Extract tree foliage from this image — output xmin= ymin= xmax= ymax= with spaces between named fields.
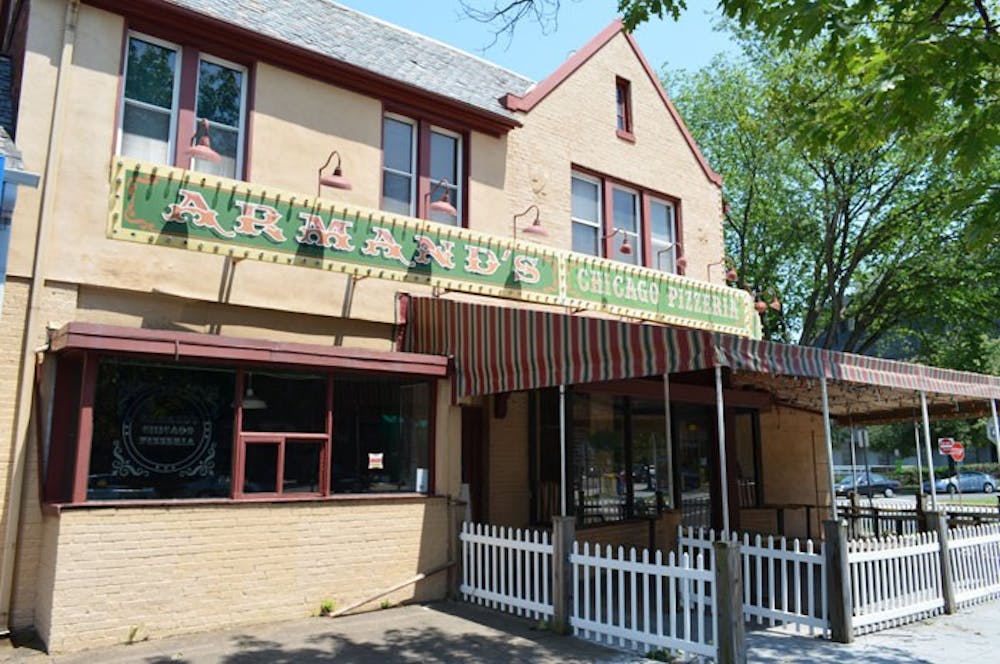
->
xmin=464 ymin=0 xmax=1000 ymax=247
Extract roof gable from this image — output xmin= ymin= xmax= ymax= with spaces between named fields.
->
xmin=503 ymin=20 xmax=722 ymax=188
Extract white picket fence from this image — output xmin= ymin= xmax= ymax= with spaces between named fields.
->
xmin=949 ymin=523 xmax=1000 ymax=607
xmin=570 ymin=542 xmax=715 ymax=659
xmin=459 ymin=522 xmax=554 ymax=620
xmin=677 ymin=527 xmax=828 ymax=635
xmin=847 ymin=533 xmax=944 ymax=634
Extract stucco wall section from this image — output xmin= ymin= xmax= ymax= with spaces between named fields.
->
xmin=504 ymin=33 xmax=725 ymax=285
xmin=41 ymin=499 xmax=449 ymax=653
xmin=759 ymin=406 xmax=831 ymax=510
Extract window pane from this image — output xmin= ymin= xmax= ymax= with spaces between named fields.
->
xmin=382 ymin=171 xmax=413 ymax=215
xmin=383 ymin=118 xmax=413 ymax=173
xmin=650 ymin=201 xmax=674 ymax=241
xmin=192 ymin=124 xmax=238 ymax=179
xmin=572 ymin=222 xmax=599 ymax=256
xmin=332 ymin=376 xmax=430 ymax=494
xmin=571 ymin=392 xmax=627 ymax=525
xmin=674 ymin=404 xmax=714 ymax=529
xmin=571 ymin=177 xmax=600 ymax=222
xmin=283 ymin=441 xmax=322 ymax=494
xmin=241 ymin=371 xmax=327 ymax=433
xmin=124 ymin=37 xmax=177 ymax=109
xmin=430 ymin=131 xmax=458 ymax=183
xmin=616 ymin=84 xmax=626 ymax=131
xmin=121 ymin=103 xmax=171 ymax=163
xmin=244 ymin=444 xmax=278 ymax=493
xmin=197 ymin=60 xmax=243 ymax=128
xmin=612 ymin=189 xmax=638 ymax=233
xmin=88 ymin=359 xmax=234 ymax=500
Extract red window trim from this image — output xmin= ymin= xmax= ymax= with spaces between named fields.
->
xmin=381 ymin=104 xmax=471 ymax=228
xmin=116 ymin=23 xmax=257 ymax=181
xmin=571 ymin=164 xmax=684 ymax=273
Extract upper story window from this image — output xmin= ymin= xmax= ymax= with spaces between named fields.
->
xmin=615 ymin=77 xmax=633 ymax=140
xmin=118 ymin=32 xmax=248 ymax=180
xmin=381 ymin=113 xmax=464 ymax=226
xmin=571 ymin=169 xmax=682 ymax=273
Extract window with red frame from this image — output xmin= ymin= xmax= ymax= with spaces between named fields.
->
xmin=381 ymin=113 xmax=464 ymax=225
xmin=615 ymin=77 xmax=633 ymax=139
xmin=118 ymin=32 xmax=248 ymax=179
xmin=46 ymin=356 xmax=432 ymax=502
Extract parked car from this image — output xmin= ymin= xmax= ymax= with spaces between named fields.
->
xmin=922 ymin=471 xmax=998 ymax=495
xmin=834 ymin=472 xmax=902 ymax=498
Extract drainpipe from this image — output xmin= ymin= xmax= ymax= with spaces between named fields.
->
xmin=0 ymin=0 xmax=79 ymax=635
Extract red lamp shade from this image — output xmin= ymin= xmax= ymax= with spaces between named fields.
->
xmin=318 ymin=150 xmax=352 ymax=193
xmin=769 ymin=297 xmax=782 ymax=311
xmin=618 ymin=234 xmax=632 ymax=255
xmin=725 ymin=267 xmax=738 ymax=282
xmin=521 ymin=218 xmax=548 ymax=237
xmin=754 ymin=300 xmax=768 ymax=314
xmin=185 ymin=119 xmax=222 ymax=163
xmin=675 ymin=255 xmax=688 ymax=271
xmin=428 ymin=181 xmax=458 ymax=217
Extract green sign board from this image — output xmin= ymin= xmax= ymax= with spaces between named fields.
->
xmin=109 ymin=159 xmax=758 ymax=338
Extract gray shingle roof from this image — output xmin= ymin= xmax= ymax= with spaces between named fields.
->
xmin=163 ymin=0 xmax=535 ymax=120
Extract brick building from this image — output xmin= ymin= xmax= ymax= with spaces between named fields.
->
xmin=0 ymin=0 xmax=997 ymax=653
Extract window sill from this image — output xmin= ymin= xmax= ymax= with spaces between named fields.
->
xmin=44 ymin=492 xmax=442 ymax=513
xmin=616 ymin=129 xmax=635 ymax=143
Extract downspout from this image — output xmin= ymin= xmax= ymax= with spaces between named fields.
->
xmin=0 ymin=0 xmax=79 ymax=635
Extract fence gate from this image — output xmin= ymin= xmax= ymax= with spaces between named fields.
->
xmin=459 ymin=522 xmax=554 ymax=620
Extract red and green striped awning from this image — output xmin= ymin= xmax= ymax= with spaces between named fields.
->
xmin=402 ymin=296 xmax=714 ymax=399
xmin=401 ymin=296 xmax=1000 ymax=402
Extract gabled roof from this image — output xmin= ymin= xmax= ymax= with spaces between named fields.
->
xmin=503 ymin=20 xmax=723 ymax=188
xmin=158 ymin=0 xmax=535 ymax=122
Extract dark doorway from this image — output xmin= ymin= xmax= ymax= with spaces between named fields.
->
xmin=461 ymin=406 xmax=487 ymax=523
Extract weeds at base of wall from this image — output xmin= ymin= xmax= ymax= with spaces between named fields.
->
xmin=125 ymin=624 xmax=149 ymax=646
xmin=319 ymin=599 xmax=336 ymax=617
xmin=380 ymin=600 xmax=393 ymax=610
xmin=644 ymin=648 xmax=679 ymax=662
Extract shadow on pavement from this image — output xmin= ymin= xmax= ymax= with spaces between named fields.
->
xmin=747 ymin=630 xmax=935 ymax=664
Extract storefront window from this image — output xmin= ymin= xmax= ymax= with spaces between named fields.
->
xmin=240 ymin=371 xmax=326 ymax=433
xmin=331 ymin=375 xmax=431 ymax=493
xmin=89 ymin=359 xmax=235 ymax=500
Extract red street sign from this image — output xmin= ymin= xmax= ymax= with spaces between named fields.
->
xmin=950 ymin=442 xmax=965 ymax=463
xmin=938 ymin=437 xmax=955 ymax=454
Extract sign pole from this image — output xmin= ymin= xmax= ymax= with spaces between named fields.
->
xmin=820 ymin=375 xmax=839 ymax=520
xmin=920 ymin=391 xmax=938 ymax=511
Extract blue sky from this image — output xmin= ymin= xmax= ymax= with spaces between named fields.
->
xmin=339 ymin=1 xmax=735 ymax=82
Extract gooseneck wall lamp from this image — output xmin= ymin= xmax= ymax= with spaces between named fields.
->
xmin=317 ymin=150 xmax=353 ymax=196
xmin=707 ymin=256 xmax=738 ymax=283
xmin=655 ymin=241 xmax=687 ymax=272
xmin=185 ymin=118 xmax=222 ymax=163
xmin=426 ymin=179 xmax=458 ymax=218
xmin=512 ymin=205 xmax=548 ymax=240
xmin=603 ymin=227 xmax=632 ymax=255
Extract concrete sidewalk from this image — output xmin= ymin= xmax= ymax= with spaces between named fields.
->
xmin=0 ymin=599 xmax=997 ymax=662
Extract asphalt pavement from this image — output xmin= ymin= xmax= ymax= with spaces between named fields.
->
xmin=0 ymin=598 xmax=997 ymax=663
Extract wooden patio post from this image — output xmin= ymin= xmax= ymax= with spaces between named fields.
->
xmin=823 ymin=519 xmax=853 ymax=643
xmin=713 ymin=539 xmax=746 ymax=664
xmin=926 ymin=511 xmax=956 ymax=614
xmin=551 ymin=515 xmax=575 ymax=634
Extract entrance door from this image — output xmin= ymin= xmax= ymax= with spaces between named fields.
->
xmin=461 ymin=406 xmax=487 ymax=523
xmin=672 ymin=403 xmax=719 ymax=529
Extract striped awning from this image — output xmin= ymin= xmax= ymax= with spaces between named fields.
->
xmin=401 ymin=296 xmax=713 ymax=399
xmin=402 ymin=296 xmax=1000 ymax=404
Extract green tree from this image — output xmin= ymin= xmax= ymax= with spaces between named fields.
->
xmin=465 ymin=0 xmax=1000 ymax=247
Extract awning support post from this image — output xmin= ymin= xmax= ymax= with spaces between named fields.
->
xmin=559 ymin=384 xmax=567 ymax=517
xmin=820 ymin=375 xmax=839 ymax=520
xmin=662 ymin=373 xmax=674 ymax=509
xmin=715 ymin=365 xmax=730 ymax=535
xmin=920 ymin=391 xmax=938 ymax=511
xmin=991 ymin=399 xmax=1000 ymax=467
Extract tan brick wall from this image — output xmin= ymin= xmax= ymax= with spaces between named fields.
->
xmin=759 ymin=406 xmax=831 ymax=510
xmin=504 ymin=33 xmax=725 ymax=285
xmin=40 ymin=499 xmax=450 ymax=653
xmin=486 ymin=392 xmax=529 ymax=527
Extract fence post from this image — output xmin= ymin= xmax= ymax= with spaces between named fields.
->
xmin=926 ymin=511 xmax=956 ymax=614
xmin=551 ymin=515 xmax=575 ymax=634
xmin=713 ymin=539 xmax=746 ymax=664
xmin=823 ymin=519 xmax=853 ymax=643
